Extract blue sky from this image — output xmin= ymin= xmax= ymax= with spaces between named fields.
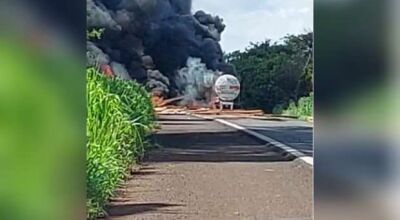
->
xmin=192 ymin=0 xmax=313 ymax=52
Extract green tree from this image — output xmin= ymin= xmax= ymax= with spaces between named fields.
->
xmin=226 ymin=32 xmax=313 ymax=112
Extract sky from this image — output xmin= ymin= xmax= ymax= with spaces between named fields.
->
xmin=192 ymin=0 xmax=313 ymax=53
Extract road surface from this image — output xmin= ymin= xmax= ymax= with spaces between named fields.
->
xmin=224 ymin=117 xmax=313 ymax=156
xmin=107 ymin=115 xmax=312 ymax=220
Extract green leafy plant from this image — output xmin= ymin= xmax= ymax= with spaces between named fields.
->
xmin=86 ymin=68 xmax=154 ymax=219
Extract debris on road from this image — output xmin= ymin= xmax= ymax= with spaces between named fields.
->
xmin=152 ymin=96 xmax=185 ymax=108
xmin=154 ymin=104 xmax=265 ymax=118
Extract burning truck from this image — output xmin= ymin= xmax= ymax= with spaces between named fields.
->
xmin=87 ymin=0 xmax=237 ymax=108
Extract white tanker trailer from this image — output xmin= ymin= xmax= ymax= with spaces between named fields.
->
xmin=214 ymin=74 xmax=241 ymax=110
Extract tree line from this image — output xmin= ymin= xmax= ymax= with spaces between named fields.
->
xmin=226 ymin=32 xmax=313 ymax=113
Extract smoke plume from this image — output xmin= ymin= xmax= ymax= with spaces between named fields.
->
xmin=87 ymin=0 xmax=235 ymax=100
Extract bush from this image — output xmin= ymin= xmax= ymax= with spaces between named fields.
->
xmin=283 ymin=93 xmax=313 ymax=118
xmin=297 ymin=93 xmax=313 ymax=117
xmin=272 ymin=104 xmax=285 ymax=114
xmin=86 ymin=68 xmax=154 ymax=219
xmin=283 ymin=101 xmax=298 ymax=116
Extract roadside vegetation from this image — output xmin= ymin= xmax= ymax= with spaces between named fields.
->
xmin=226 ymin=32 xmax=313 ymax=116
xmin=86 ymin=68 xmax=154 ymax=219
xmin=282 ymin=93 xmax=313 ymax=119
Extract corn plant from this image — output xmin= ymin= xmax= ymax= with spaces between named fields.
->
xmin=86 ymin=68 xmax=154 ymax=219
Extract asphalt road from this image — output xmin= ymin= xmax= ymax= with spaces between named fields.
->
xmin=224 ymin=118 xmax=313 ymax=156
xmin=107 ymin=115 xmax=312 ymax=220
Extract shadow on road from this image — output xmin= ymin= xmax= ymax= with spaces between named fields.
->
xmin=105 ymin=202 xmax=182 ymax=217
xmin=150 ymin=129 xmax=291 ymax=163
xmin=157 ymin=117 xmax=213 ymax=122
xmin=149 ymin=116 xmax=295 ymax=163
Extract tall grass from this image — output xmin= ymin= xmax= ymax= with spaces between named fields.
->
xmin=86 ymin=68 xmax=154 ymax=219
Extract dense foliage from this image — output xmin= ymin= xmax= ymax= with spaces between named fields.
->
xmin=226 ymin=32 xmax=313 ymax=113
xmin=283 ymin=92 xmax=313 ymax=118
xmin=86 ymin=68 xmax=154 ymax=219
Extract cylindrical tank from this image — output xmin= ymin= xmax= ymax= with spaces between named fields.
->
xmin=214 ymin=74 xmax=241 ymax=101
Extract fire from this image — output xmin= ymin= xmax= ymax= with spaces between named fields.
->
xmin=100 ymin=64 xmax=114 ymax=77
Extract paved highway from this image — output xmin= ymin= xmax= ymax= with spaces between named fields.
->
xmin=108 ymin=115 xmax=312 ymax=220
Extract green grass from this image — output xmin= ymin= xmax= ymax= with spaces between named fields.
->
xmin=86 ymin=68 xmax=154 ymax=219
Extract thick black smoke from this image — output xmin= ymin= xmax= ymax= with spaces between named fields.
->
xmin=87 ymin=0 xmax=235 ymax=97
